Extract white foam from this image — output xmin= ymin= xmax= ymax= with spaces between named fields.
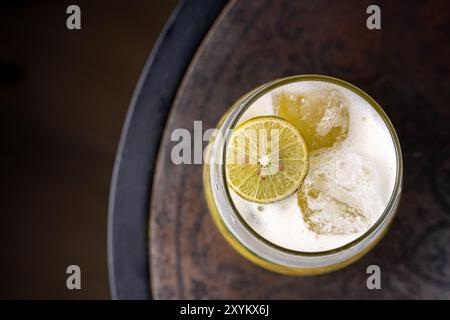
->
xmin=230 ymin=80 xmax=397 ymax=252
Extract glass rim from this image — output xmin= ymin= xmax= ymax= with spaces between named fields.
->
xmin=220 ymin=74 xmax=403 ymax=257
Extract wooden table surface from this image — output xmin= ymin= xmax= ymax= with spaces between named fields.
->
xmin=150 ymin=0 xmax=450 ymax=299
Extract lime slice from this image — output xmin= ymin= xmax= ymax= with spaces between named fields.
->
xmin=225 ymin=116 xmax=309 ymax=204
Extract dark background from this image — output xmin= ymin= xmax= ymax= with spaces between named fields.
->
xmin=0 ymin=0 xmax=178 ymax=299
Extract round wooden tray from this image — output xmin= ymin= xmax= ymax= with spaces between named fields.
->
xmin=149 ymin=0 xmax=450 ymax=299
